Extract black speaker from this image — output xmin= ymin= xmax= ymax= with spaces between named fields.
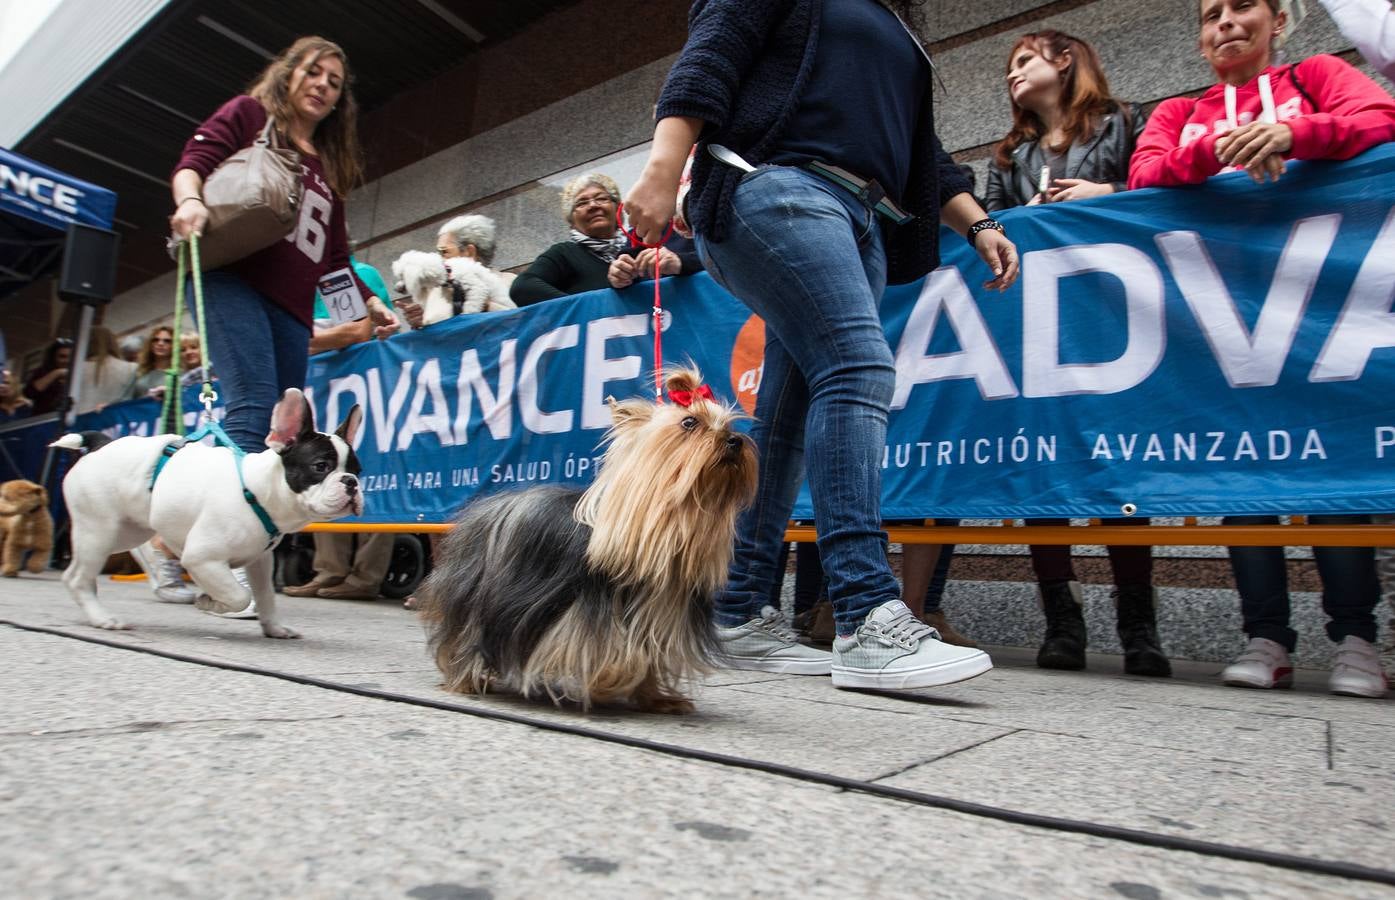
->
xmin=58 ymin=223 xmax=120 ymax=304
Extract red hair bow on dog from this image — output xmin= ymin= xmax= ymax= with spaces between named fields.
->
xmin=667 ymin=384 xmax=714 ymax=407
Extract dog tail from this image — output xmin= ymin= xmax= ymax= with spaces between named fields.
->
xmin=49 ymin=431 xmax=113 ymax=455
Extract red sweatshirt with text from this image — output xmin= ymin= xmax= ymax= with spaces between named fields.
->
xmin=173 ymin=95 xmax=372 ymax=328
xmin=1129 ymin=54 xmax=1395 ymax=189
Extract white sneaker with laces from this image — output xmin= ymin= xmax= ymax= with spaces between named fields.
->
xmin=1329 ymin=635 xmax=1388 ymax=698
xmin=831 ymin=600 xmax=992 ymax=690
xmin=714 ymin=605 xmax=832 ymax=674
xmin=1221 ymin=637 xmax=1293 ymax=689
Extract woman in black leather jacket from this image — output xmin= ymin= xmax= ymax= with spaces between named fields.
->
xmin=985 ymin=29 xmax=1145 ymax=211
xmin=986 ymin=29 xmax=1168 ymax=678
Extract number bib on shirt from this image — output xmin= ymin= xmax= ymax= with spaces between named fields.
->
xmin=317 ymin=267 xmax=366 ymax=324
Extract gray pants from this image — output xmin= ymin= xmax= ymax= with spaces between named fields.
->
xmin=312 ymin=532 xmax=394 ymax=592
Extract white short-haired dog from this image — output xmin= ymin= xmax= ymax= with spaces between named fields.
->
xmin=391 ymin=250 xmax=514 ymax=326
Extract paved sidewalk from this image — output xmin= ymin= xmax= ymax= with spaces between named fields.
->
xmin=2 ymin=571 xmax=1392 ymax=898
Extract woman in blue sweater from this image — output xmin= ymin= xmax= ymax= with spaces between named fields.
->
xmin=627 ymin=0 xmax=1019 ymax=691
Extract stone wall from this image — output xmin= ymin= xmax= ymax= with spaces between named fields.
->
xmin=107 ymin=0 xmax=1382 ymax=327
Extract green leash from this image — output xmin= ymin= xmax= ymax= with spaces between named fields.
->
xmin=154 ymin=234 xmax=279 ymax=547
xmin=161 ymin=233 xmax=218 ymax=433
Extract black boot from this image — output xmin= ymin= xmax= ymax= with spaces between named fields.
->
xmin=1115 ymin=585 xmax=1171 ymax=677
xmin=1037 ymin=581 xmax=1087 ymax=670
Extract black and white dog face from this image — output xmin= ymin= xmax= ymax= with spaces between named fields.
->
xmin=265 ymin=389 xmax=364 ymax=519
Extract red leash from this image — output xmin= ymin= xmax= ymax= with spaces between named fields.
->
xmin=616 ymin=203 xmax=675 ymax=401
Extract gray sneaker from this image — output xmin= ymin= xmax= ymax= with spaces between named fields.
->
xmin=715 ymin=605 xmax=832 ymax=674
xmin=832 ymin=600 xmax=992 ymax=690
xmin=129 ymin=541 xmax=197 ymax=603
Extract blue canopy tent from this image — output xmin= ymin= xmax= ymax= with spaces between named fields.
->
xmin=0 ymin=147 xmax=118 ymax=486
xmin=0 ymin=147 xmax=117 ymax=299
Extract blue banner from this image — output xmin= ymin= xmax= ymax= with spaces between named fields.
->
xmin=0 ymin=147 xmax=117 ymax=231
xmin=72 ymin=146 xmax=1395 ymax=522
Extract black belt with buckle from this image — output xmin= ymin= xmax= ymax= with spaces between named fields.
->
xmin=802 ymin=161 xmax=915 ymax=225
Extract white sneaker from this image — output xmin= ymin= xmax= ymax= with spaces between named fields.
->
xmin=714 ymin=605 xmax=832 ymax=674
xmin=129 ymin=541 xmax=197 ymax=603
xmin=1221 ymin=637 xmax=1293 ymax=689
xmin=1330 ymin=636 xmax=1388 ymax=698
xmin=831 ymin=600 xmax=992 ymax=690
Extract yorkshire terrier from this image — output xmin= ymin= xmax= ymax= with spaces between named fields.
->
xmin=420 ymin=367 xmax=757 ymax=713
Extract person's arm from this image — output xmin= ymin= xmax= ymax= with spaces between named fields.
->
xmin=1285 ymin=54 xmax=1395 ymax=160
xmin=170 ymin=170 xmax=208 ymax=239
xmin=1116 ymin=103 xmax=1149 ymax=194
xmin=983 ymin=162 xmax=1014 ymax=213
xmin=169 ymin=95 xmax=263 ymax=239
xmin=626 ymin=117 xmax=705 ymax=245
xmin=27 ymin=368 xmax=66 ymax=395
xmin=1127 ymin=97 xmax=1221 ymax=189
xmin=941 ymin=192 xmax=1019 ymax=292
xmin=309 ymin=317 xmax=373 ymax=354
xmin=509 ymin=245 xmax=573 ymax=305
xmin=1319 ymin=0 xmax=1395 ymax=81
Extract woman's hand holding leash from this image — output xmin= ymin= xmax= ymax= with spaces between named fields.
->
xmin=170 ymin=198 xmax=208 ymax=240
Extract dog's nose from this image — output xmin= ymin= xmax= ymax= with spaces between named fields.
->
xmin=341 ymin=474 xmax=358 ymax=496
xmin=725 ymin=435 xmax=744 ymax=456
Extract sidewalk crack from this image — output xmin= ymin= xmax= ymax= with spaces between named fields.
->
xmin=868 ymin=729 xmax=1021 ymax=783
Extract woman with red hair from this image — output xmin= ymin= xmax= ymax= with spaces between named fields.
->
xmin=986 ymin=30 xmax=1168 ymax=678
xmin=986 ymin=29 xmax=1144 ymax=210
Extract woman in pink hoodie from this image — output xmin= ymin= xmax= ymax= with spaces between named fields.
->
xmin=1133 ymin=0 xmax=1395 ymax=699
xmin=1129 ymin=0 xmax=1395 ymax=189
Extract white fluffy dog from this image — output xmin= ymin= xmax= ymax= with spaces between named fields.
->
xmin=391 ymin=250 xmax=514 ymax=326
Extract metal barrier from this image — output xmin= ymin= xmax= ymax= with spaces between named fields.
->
xmin=303 ymin=519 xmax=1395 ymax=548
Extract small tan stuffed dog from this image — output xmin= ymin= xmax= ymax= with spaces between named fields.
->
xmin=0 ymin=479 xmax=53 ymax=577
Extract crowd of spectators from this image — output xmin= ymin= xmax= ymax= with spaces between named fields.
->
xmin=9 ymin=0 xmax=1395 ymax=690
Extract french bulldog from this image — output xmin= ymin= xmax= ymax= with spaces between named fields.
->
xmin=53 ymin=388 xmax=363 ymax=637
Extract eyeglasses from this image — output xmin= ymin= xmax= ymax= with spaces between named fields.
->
xmin=151 ymin=337 xmax=172 ymax=344
xmin=571 ymin=194 xmax=616 ymax=212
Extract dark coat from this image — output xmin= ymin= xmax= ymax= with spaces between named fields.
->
xmin=655 ymin=0 xmax=971 ymax=284
xmin=984 ymin=103 xmax=1146 ymax=212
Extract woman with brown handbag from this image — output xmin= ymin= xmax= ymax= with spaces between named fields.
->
xmin=168 ymin=36 xmax=387 ymax=453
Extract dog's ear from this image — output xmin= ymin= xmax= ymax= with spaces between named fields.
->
xmin=335 ymin=404 xmax=363 ymax=447
xmin=663 ymin=367 xmax=705 ymax=397
xmin=266 ymin=388 xmax=316 ymax=452
xmin=607 ymin=396 xmax=655 ymax=430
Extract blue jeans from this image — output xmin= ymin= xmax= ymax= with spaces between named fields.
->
xmin=698 ymin=166 xmax=900 ymax=636
xmin=190 ymin=271 xmax=310 ymax=453
xmin=1223 ymin=514 xmax=1379 ymax=650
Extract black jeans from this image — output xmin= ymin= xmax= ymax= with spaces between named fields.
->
xmin=1224 ymin=515 xmax=1379 ymax=651
xmin=1027 ymin=518 xmax=1152 ymax=588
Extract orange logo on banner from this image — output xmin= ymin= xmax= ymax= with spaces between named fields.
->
xmin=729 ymin=314 xmax=765 ymax=415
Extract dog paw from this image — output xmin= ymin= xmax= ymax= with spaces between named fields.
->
xmin=194 ymin=594 xmax=240 ymax=615
xmin=640 ymin=696 xmax=696 ymax=715
xmin=93 ymin=618 xmax=131 ymax=631
xmin=261 ymin=623 xmax=300 ymax=639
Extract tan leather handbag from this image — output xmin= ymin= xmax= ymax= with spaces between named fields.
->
xmin=189 ymin=118 xmax=303 ymax=270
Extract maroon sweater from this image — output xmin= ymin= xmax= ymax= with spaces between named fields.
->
xmin=173 ymin=95 xmax=372 ymax=327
